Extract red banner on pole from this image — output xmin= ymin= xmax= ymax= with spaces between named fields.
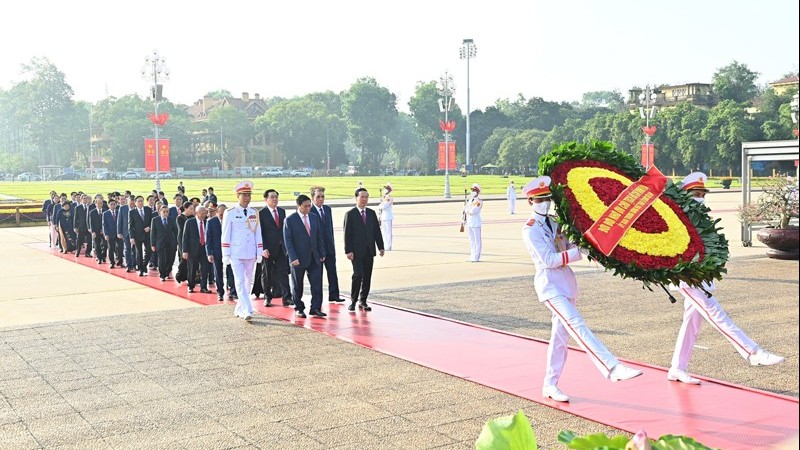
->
xmin=144 ymin=138 xmax=171 ymax=172
xmin=641 ymin=143 xmax=654 ymax=168
xmin=583 ymin=165 xmax=667 ymax=256
xmin=437 ymin=141 xmax=457 ymax=170
xmin=144 ymin=138 xmax=156 ymax=172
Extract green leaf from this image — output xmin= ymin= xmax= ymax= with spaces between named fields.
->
xmin=557 ymin=431 xmax=630 ymax=449
xmin=475 ymin=410 xmax=537 ymax=450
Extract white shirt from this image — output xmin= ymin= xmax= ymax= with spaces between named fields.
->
xmin=380 ymin=194 xmax=394 ymax=220
xmin=465 ymin=196 xmax=482 ymax=227
xmin=522 ymin=214 xmax=582 ymax=301
xmin=221 ymin=204 xmax=263 ymax=260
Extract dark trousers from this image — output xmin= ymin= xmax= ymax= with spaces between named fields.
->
xmin=269 ymin=253 xmax=292 ymax=300
xmin=107 ymin=236 xmax=122 ymax=266
xmin=351 ymin=256 xmax=375 ymax=303
xmin=122 ymin=236 xmax=134 ymax=269
xmin=321 ymin=253 xmax=340 ymax=300
xmin=157 ymin=245 xmax=176 ymax=279
xmin=150 ymin=248 xmax=158 ymax=268
xmin=251 ymin=261 xmax=272 ymax=298
xmin=75 ymin=230 xmax=92 ymax=256
xmin=132 ymin=238 xmax=147 ymax=274
xmin=175 ymin=257 xmax=188 ymax=283
xmin=291 ymin=259 xmax=322 ymax=312
xmin=93 ymin=233 xmax=107 ymax=262
xmin=187 ymin=248 xmax=209 ymax=290
xmin=212 ymin=257 xmax=237 ymax=296
xmin=226 ymin=265 xmax=236 ymax=295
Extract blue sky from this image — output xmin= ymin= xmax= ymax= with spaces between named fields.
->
xmin=1 ymin=0 xmax=797 ymax=112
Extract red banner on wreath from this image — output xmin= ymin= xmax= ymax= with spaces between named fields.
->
xmin=144 ymin=138 xmax=171 ymax=172
xmin=583 ymin=165 xmax=667 ymax=256
xmin=437 ymin=141 xmax=456 ymax=170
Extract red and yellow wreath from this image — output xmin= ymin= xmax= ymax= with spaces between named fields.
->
xmin=538 ymin=141 xmax=729 ymax=289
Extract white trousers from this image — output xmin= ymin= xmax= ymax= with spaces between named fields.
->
xmin=50 ymin=224 xmax=58 ymax=249
xmin=468 ymin=227 xmax=481 ymax=261
xmin=381 ymin=220 xmax=393 ymax=250
xmin=508 ymin=198 xmax=516 ymax=214
xmin=231 ymin=259 xmax=256 ymax=317
xmin=670 ymin=287 xmax=757 ymax=370
xmin=543 ymin=296 xmax=620 ymax=387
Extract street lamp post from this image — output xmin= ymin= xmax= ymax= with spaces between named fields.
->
xmin=459 ymin=38 xmax=477 ymax=175
xmin=638 ymin=85 xmax=658 ymax=169
xmin=141 ymin=50 xmax=169 ymax=191
xmin=438 ymin=72 xmax=455 ymax=199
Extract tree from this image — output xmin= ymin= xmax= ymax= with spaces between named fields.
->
xmin=204 ymin=89 xmax=232 ymax=99
xmin=96 ymin=95 xmax=152 ymax=170
xmin=480 ymin=128 xmax=520 ymax=167
xmin=386 ymin=113 xmax=426 ymax=170
xmin=713 ymin=61 xmax=760 ymax=103
xmin=207 ymin=106 xmax=255 ymax=168
xmin=497 ymin=129 xmax=547 ymax=173
xmin=469 ymin=106 xmax=512 ymax=166
xmin=341 ymin=77 xmax=398 ymax=174
xmin=408 ymin=81 xmax=443 ymax=172
xmin=702 ymin=100 xmax=758 ymax=174
xmin=496 ymin=95 xmax=574 ymax=131
xmin=580 ymin=90 xmax=625 ymax=112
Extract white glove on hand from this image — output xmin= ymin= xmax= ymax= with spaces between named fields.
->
xmin=222 ymin=255 xmax=231 ymax=266
xmin=256 ymin=255 xmax=263 ymax=264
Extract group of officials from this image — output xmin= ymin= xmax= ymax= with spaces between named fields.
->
xmin=42 ymin=182 xmax=388 ymax=322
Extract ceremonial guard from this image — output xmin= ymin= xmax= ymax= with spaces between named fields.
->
xmin=667 ymin=172 xmax=784 ymax=385
xmin=521 ymin=176 xmax=642 ymax=403
xmin=221 ymin=181 xmax=264 ymax=321
xmin=506 ymin=180 xmax=517 ymax=215
xmin=379 ymin=183 xmax=394 ymax=250
xmin=464 ymin=183 xmax=483 ymax=262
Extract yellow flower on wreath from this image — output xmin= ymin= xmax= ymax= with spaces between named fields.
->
xmin=567 ymin=167 xmax=690 ymax=257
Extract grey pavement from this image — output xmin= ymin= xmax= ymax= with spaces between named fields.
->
xmin=1 ymin=195 xmax=798 ymax=449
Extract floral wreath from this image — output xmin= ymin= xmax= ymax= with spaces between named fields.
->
xmin=538 ymin=141 xmax=729 ymax=290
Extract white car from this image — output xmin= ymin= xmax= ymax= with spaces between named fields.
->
xmin=149 ymin=172 xmax=173 ymax=179
xmin=15 ymin=172 xmax=42 ymax=181
xmin=121 ymin=171 xmax=142 ymax=180
xmin=290 ymin=170 xmax=311 ymax=177
xmin=262 ymin=169 xmax=284 ymax=177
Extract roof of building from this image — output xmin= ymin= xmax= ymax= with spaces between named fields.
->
xmin=769 ymin=75 xmax=799 ymax=86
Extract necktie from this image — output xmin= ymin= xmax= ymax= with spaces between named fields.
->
xmin=163 ymin=218 xmax=167 ymax=227
xmin=361 ymin=209 xmax=366 ymax=225
xmin=112 ymin=211 xmax=116 ymax=222
xmin=139 ymin=208 xmax=144 ymax=219
xmin=319 ymin=207 xmax=325 ymax=223
xmin=545 ymin=216 xmax=552 ymax=232
xmin=302 ymin=215 xmax=311 ymax=235
xmin=199 ymin=220 xmax=205 ymax=245
xmin=273 ymin=209 xmax=280 ymax=227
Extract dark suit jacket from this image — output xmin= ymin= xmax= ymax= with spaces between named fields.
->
xmin=259 ymin=206 xmax=287 ymax=256
xmin=102 ymin=209 xmax=119 ymax=237
xmin=343 ymin=207 xmax=384 ymax=258
xmin=117 ymin=204 xmax=131 ymax=238
xmin=151 ymin=215 xmax=177 ymax=250
xmin=129 ymin=206 xmax=153 ymax=242
xmin=309 ymin=204 xmax=335 ymax=256
xmin=88 ymin=207 xmax=107 ymax=234
xmin=182 ymin=217 xmax=207 ymax=258
xmin=283 ymin=212 xmax=324 ymax=269
xmin=176 ymin=214 xmax=190 ymax=253
xmin=74 ymin=204 xmax=90 ymax=232
xmin=204 ymin=216 xmax=223 ymax=259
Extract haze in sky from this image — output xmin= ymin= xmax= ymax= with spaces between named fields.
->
xmin=1 ymin=0 xmax=798 ymax=112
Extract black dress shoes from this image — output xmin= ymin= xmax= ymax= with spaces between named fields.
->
xmin=188 ymin=287 xmax=194 ymax=293
xmin=330 ymin=297 xmax=346 ymax=303
xmin=348 ymin=302 xmax=357 ymax=312
xmin=126 ymin=268 xmax=134 ymax=273
xmin=264 ymin=298 xmax=272 ymax=307
xmin=295 ymin=310 xmax=307 ymax=318
xmin=200 ymin=288 xmax=212 ymax=294
xmin=309 ymin=310 xmax=327 ymax=318
xmin=359 ymin=302 xmax=372 ymax=312
xmin=282 ymin=298 xmax=294 ymax=307
xmin=229 ymin=293 xmax=238 ymax=300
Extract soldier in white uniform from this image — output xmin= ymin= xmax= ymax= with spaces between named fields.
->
xmin=522 ymin=176 xmax=642 ymax=403
xmin=221 ymin=181 xmax=264 ymax=321
xmin=465 ymin=183 xmax=483 ymax=262
xmin=667 ymin=172 xmax=784 ymax=384
xmin=379 ymin=183 xmax=394 ymax=250
xmin=506 ymin=180 xmax=516 ymax=215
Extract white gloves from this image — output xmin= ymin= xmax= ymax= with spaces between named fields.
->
xmin=256 ymin=255 xmax=263 ymax=264
xmin=222 ymin=255 xmax=231 ymax=266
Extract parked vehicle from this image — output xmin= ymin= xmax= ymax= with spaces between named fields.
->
xmin=15 ymin=172 xmax=42 ymax=181
xmin=290 ymin=170 xmax=311 ymax=177
xmin=261 ymin=169 xmax=284 ymax=177
xmin=149 ymin=172 xmax=173 ymax=179
xmin=121 ymin=171 xmax=142 ymax=180
xmin=55 ymin=172 xmax=81 ymax=180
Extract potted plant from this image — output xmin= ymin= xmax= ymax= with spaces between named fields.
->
xmin=738 ymin=177 xmax=799 ymax=259
xmin=721 ymin=177 xmax=733 ymax=189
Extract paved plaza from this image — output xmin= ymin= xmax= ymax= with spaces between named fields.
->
xmin=1 ymin=192 xmax=797 ymax=449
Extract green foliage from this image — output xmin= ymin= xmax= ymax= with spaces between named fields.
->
xmin=738 ymin=177 xmax=799 ymax=229
xmin=580 ymin=90 xmax=626 ymax=112
xmin=539 ymin=141 xmax=729 ymax=290
xmin=558 ymin=430 xmax=714 ymax=450
xmin=702 ymin=100 xmax=759 ymax=172
xmin=341 ymin=77 xmax=398 ymax=174
xmin=712 ymin=60 xmax=760 ymax=103
xmin=475 ymin=410 xmax=537 ymax=450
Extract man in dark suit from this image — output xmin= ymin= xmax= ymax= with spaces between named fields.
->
xmin=89 ymin=197 xmax=108 ymax=264
xmin=206 ymin=187 xmax=218 ymax=205
xmin=343 ymin=188 xmax=385 ymax=312
xmin=128 ymin=195 xmax=153 ymax=276
xmin=102 ymin=198 xmax=123 ymax=268
xmin=117 ymin=196 xmax=135 ymax=272
xmin=309 ymin=186 xmax=344 ymax=303
xmin=205 ymin=204 xmax=237 ymax=301
xmin=284 ymin=194 xmax=325 ymax=318
xmin=182 ymin=206 xmax=211 ymax=294
xmin=256 ymin=189 xmax=292 ymax=307
xmin=175 ymin=202 xmax=194 ymax=284
xmin=73 ymin=194 xmax=92 ymax=257
xmin=150 ymin=205 xmax=178 ymax=281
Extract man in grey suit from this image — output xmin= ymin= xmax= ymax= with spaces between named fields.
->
xmin=284 ymin=194 xmax=325 ymax=318
xmin=309 ymin=186 xmax=344 ymax=303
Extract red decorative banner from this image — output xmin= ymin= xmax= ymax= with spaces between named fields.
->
xmin=642 ymin=125 xmax=657 ymax=136
xmin=144 ymin=138 xmax=171 ymax=172
xmin=148 ymin=113 xmax=169 ymax=127
xmin=583 ymin=165 xmax=667 ymax=256
xmin=437 ymin=141 xmax=457 ymax=170
xmin=641 ymin=143 xmax=654 ymax=167
xmin=439 ymin=120 xmax=456 ymax=133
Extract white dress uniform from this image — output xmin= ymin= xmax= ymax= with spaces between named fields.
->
xmin=465 ymin=183 xmax=483 ymax=262
xmin=221 ymin=182 xmax=263 ymax=320
xmin=506 ymin=182 xmax=516 ymax=215
xmin=380 ymin=186 xmax=394 ymax=250
xmin=668 ymin=173 xmax=782 ymax=380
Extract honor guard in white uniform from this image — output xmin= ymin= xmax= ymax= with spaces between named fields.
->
xmin=379 ymin=183 xmax=394 ymax=250
xmin=521 ymin=176 xmax=642 ymax=403
xmin=506 ymin=180 xmax=517 ymax=215
xmin=465 ymin=183 xmax=483 ymax=262
xmin=221 ymin=181 xmax=264 ymax=321
xmin=667 ymin=172 xmax=784 ymax=385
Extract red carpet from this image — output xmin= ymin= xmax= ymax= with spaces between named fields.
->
xmin=42 ymin=244 xmax=798 ymax=449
